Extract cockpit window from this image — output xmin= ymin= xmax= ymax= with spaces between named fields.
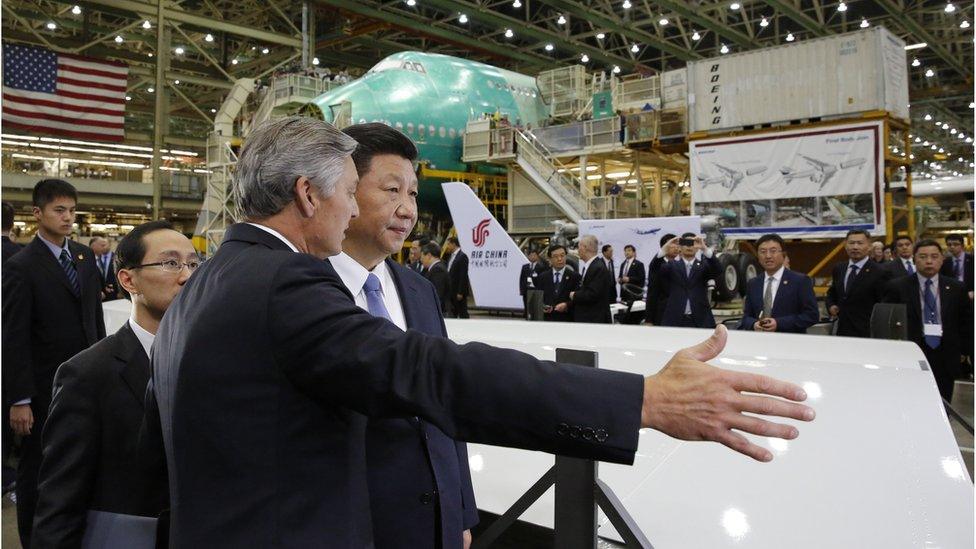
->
xmin=366 ymin=59 xmax=428 ymax=75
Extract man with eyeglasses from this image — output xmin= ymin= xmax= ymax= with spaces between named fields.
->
xmin=2 ymin=179 xmax=106 ymax=547
xmin=32 ymin=220 xmax=197 ymax=547
xmin=738 ymin=234 xmax=818 ymax=333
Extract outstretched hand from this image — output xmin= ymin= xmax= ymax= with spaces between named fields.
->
xmin=640 ymin=325 xmax=815 ymax=462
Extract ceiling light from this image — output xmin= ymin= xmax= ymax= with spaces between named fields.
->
xmin=911 ymin=58 xmax=921 ymax=67
xmin=312 ymin=57 xmax=320 ymax=65
xmin=904 ymin=42 xmax=927 ymax=50
xmin=458 ymin=13 xmax=468 ymax=23
xmin=148 ymin=52 xmax=153 ymax=57
xmin=924 ymin=114 xmax=932 ymax=120
xmin=860 ymin=18 xmax=869 ymax=28
xmin=760 ymin=17 xmax=769 ymax=28
xmin=631 ymin=43 xmax=640 ymax=53
xmin=46 ymin=21 xmax=57 ymax=30
xmin=596 ymin=32 xmax=605 ymax=39
xmin=147 ymin=87 xmax=155 ymax=93
xmin=581 ymin=54 xmax=589 ymax=63
xmin=786 ymin=32 xmax=795 ymax=42
xmin=125 ymin=96 xmax=132 ymax=101
xmin=512 ymin=0 xmax=521 ymax=7
xmin=545 ymin=43 xmax=554 ymax=51
xmin=837 ymin=2 xmax=847 ymax=12
xmin=730 ymin=2 xmax=741 ymax=9
xmin=211 ymin=108 xmax=217 ymax=113
xmin=505 ymin=28 xmax=513 ymax=38
xmin=71 ymin=5 xmax=82 ymax=15
xmin=558 ymin=15 xmax=567 ymax=24
xmin=938 ymin=147 xmax=945 ymax=152
xmin=142 ymin=20 xmax=151 ymax=29
xmin=174 ymin=79 xmax=180 ymax=85
xmin=262 ymin=48 xmax=270 ymax=54
xmin=692 ymin=31 xmax=701 ymax=41
xmin=942 ymin=123 xmax=950 ymax=129
xmin=659 ymin=17 xmax=669 ymax=25
xmin=174 ymin=46 xmax=185 ymax=55
xmin=406 ymin=0 xmax=416 ymax=6
xmin=970 ymin=102 xmax=975 ymax=109
xmin=114 ymin=35 xmax=124 ymax=43
xmin=915 ymin=137 xmax=921 ymax=143
xmin=925 ymin=68 xmax=935 ymax=77
xmin=950 ymin=128 xmax=958 ymax=134
xmin=612 ymin=65 xmax=621 ymax=74
xmin=945 ymin=2 xmax=956 ymax=13
xmin=967 ymin=137 xmax=973 ymax=143
xmin=622 ymin=0 xmax=632 ymax=8
xmin=720 ymin=44 xmax=729 ymax=54
xmin=231 ymin=58 xmax=239 ymax=65
xmin=931 ymin=145 xmax=937 ymax=150
xmin=961 ymin=20 xmax=970 ymax=29
xmin=204 ymin=34 xmax=214 ymax=43
xmin=923 ymin=140 xmax=930 ymax=146
xmin=959 ymin=133 xmax=966 ymax=139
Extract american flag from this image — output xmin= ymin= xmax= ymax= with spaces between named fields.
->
xmin=2 ymin=43 xmax=128 ymax=142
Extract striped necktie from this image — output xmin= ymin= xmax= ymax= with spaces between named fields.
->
xmin=59 ymin=249 xmax=81 ymax=296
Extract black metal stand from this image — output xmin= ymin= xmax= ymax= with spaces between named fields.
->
xmin=472 ymin=348 xmax=653 ymax=549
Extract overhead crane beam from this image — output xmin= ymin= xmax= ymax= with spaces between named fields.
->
xmin=653 ymin=0 xmax=758 ymax=50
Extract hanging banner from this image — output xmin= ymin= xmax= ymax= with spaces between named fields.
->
xmin=690 ymin=120 xmax=885 ymax=239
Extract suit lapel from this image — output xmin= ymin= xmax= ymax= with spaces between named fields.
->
xmin=937 ymin=275 xmax=952 ymax=324
xmin=29 ymin=237 xmax=80 ymax=298
xmin=906 ymin=276 xmax=922 ymax=330
xmin=115 ymin=323 xmax=151 ymax=408
xmin=386 ymin=258 xmax=420 ymax=329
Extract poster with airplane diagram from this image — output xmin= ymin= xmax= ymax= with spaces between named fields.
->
xmin=689 ymin=121 xmax=884 ymax=239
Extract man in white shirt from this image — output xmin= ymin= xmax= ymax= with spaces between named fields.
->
xmin=33 ymin=220 xmax=198 ymax=547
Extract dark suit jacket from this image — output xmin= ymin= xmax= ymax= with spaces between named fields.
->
xmin=519 ymin=262 xmax=547 ymax=297
xmin=825 ymin=259 xmax=890 ymax=338
xmin=659 ymin=255 xmax=721 ymax=328
xmin=95 ymin=251 xmax=120 ymax=301
xmin=618 ymin=259 xmax=646 ymax=301
xmin=32 ymin=322 xmax=168 ymax=547
xmin=883 ymin=274 xmax=972 ymax=390
xmin=885 ymin=257 xmax=915 ymax=279
xmin=941 ymin=252 xmax=974 ymax=292
xmin=738 ymin=269 xmax=819 ymax=333
xmin=572 ymin=259 xmax=612 ymax=324
xmin=603 ymin=258 xmax=616 ymax=301
xmin=2 ymin=235 xmax=23 ymax=264
xmin=150 ymin=223 xmax=643 ymax=548
xmin=448 ymin=251 xmax=470 ymax=298
xmin=424 ymin=261 xmax=450 ymax=314
xmin=644 ymin=255 xmax=670 ymax=325
xmin=535 ymin=268 xmax=579 ymax=322
xmin=2 ymin=236 xmax=106 ymax=410
xmin=365 ymin=259 xmax=478 ymax=549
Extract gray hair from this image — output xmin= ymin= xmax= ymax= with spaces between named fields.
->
xmin=234 ymin=116 xmax=358 ymax=219
xmin=579 ymin=234 xmax=598 ymax=253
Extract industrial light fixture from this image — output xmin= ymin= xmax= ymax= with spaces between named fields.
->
xmin=458 ymin=13 xmax=467 ymax=23
xmin=174 ymin=79 xmax=180 ymax=85
xmin=967 ymin=137 xmax=974 ymax=143
xmin=312 ymin=57 xmax=320 ymax=65
xmin=596 ymin=32 xmax=605 ymax=39
xmin=148 ymin=52 xmax=153 ymax=57
xmin=612 ymin=65 xmax=621 ymax=74
xmin=174 ymin=46 xmax=185 ymax=55
xmin=860 ymin=18 xmax=869 ymax=28
xmin=505 ymin=28 xmax=514 ymax=38
xmin=71 ymin=5 xmax=82 ymax=15
xmin=924 ymin=114 xmax=932 ymax=120
xmin=911 ymin=58 xmax=920 ymax=67
xmin=262 ymin=48 xmax=270 ymax=54
xmin=923 ymin=140 xmax=930 ymax=145
xmin=631 ymin=43 xmax=640 ymax=53
xmin=915 ymin=137 xmax=921 ymax=143
xmin=720 ymin=43 xmax=729 ymax=54
xmin=692 ymin=31 xmax=701 ymax=41
xmin=46 ymin=21 xmax=56 ymax=30
xmin=945 ymin=2 xmax=956 ymax=13
xmin=142 ymin=20 xmax=151 ymax=29
xmin=512 ymin=0 xmax=521 ymax=7
xmin=924 ymin=68 xmax=935 ymax=77
xmin=231 ymin=58 xmax=239 ymax=65
xmin=114 ymin=35 xmax=124 ymax=43
xmin=558 ymin=14 xmax=567 ymax=24
xmin=938 ymin=147 xmax=945 ymax=152
xmin=622 ymin=0 xmax=632 ymax=9
xmin=951 ymin=128 xmax=958 ymax=134
xmin=211 ymin=108 xmax=217 ymax=113
xmin=904 ymin=42 xmax=927 ymax=50
xmin=147 ymin=87 xmax=155 ymax=93
xmin=759 ymin=17 xmax=769 ymax=28
xmin=204 ymin=33 xmax=214 ymax=42
xmin=125 ymin=95 xmax=132 ymax=101
xmin=942 ymin=123 xmax=950 ymax=129
xmin=406 ymin=0 xmax=416 ymax=6
xmin=659 ymin=17 xmax=669 ymax=26
xmin=971 ymin=102 xmax=975 ymax=109
xmin=785 ymin=32 xmax=795 ymax=42
xmin=961 ymin=20 xmax=971 ymax=29
xmin=837 ymin=2 xmax=847 ymax=12
xmin=545 ymin=43 xmax=554 ymax=51
xmin=730 ymin=2 xmax=741 ymax=10
xmin=581 ymin=54 xmax=589 ymax=63
xmin=931 ymin=145 xmax=937 ymax=150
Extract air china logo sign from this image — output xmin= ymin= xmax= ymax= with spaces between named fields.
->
xmin=472 ymin=218 xmax=491 ymax=247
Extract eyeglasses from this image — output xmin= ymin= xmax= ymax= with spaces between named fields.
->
xmin=133 ymin=258 xmax=202 ymax=273
xmin=757 ymin=249 xmax=783 ymax=256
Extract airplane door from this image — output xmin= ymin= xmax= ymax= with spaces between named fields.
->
xmin=330 ymin=101 xmax=352 ymax=129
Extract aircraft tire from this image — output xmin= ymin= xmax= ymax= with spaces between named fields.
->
xmin=715 ymin=253 xmax=740 ymax=302
xmin=736 ymin=253 xmax=761 ymax=297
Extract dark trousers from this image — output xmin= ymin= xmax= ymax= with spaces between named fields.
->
xmin=923 ymin=344 xmax=959 ymax=402
xmin=674 ymin=314 xmax=698 ymax=328
xmin=16 ymin=400 xmax=48 ymax=548
xmin=451 ymin=296 xmax=469 ymax=319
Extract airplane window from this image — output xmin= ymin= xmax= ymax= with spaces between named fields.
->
xmin=406 ymin=122 xmax=414 ymax=134
xmin=439 ymin=126 xmax=446 ymax=138
xmin=419 ymin=124 xmax=426 ymax=137
xmin=413 ymin=62 xmax=426 ymax=74
xmin=449 ymin=128 xmax=457 ymax=138
xmin=395 ymin=122 xmax=403 ymax=130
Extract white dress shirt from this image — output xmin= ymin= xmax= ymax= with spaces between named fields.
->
xmin=579 ymin=255 xmax=598 ymax=279
xmin=916 ymin=273 xmax=941 ymax=322
xmin=329 ymin=253 xmax=407 ymax=331
xmin=447 ymin=249 xmax=459 ymax=271
xmin=246 ymin=222 xmax=299 ymax=252
xmin=129 ymin=316 xmax=156 ymax=359
xmin=551 ymin=266 xmax=568 ymax=285
xmin=899 ymin=257 xmax=914 ymax=273
xmin=763 ymin=266 xmax=786 ymax=306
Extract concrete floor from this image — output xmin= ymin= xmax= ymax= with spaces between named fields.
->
xmin=2 ymin=382 xmax=973 ymax=548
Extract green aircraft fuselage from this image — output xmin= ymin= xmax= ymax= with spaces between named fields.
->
xmin=311 ymin=51 xmax=549 ymax=211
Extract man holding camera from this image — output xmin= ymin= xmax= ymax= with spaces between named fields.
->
xmin=657 ymin=233 xmax=720 ymax=329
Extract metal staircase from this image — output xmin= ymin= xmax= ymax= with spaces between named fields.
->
xmin=513 ymin=129 xmax=592 ymax=223
xmin=249 ymin=75 xmax=336 ymax=131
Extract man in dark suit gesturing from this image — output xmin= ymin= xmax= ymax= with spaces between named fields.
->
xmin=571 ymin=235 xmax=613 ymax=323
xmin=645 ymin=233 xmax=678 ymax=326
xmin=884 ymin=239 xmax=972 ymax=401
xmin=148 ymin=117 xmax=813 ymax=548
xmin=332 ymin=123 xmax=479 ymax=548
xmin=826 ymin=229 xmax=891 ymax=337
xmin=738 ymin=234 xmax=819 ymax=334
xmin=2 ymin=179 xmax=106 ymax=547
xmin=421 ymin=241 xmax=450 ymax=314
xmin=659 ymin=233 xmax=721 ymax=328
xmin=535 ymin=244 xmax=578 ymax=322
xmin=444 ymin=237 xmax=470 ymax=318
xmin=32 ymin=221 xmax=191 ymax=547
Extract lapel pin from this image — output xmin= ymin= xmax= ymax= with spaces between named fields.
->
xmin=77 ymin=254 xmax=84 ymax=261
xmin=783 ymin=280 xmax=789 ymax=285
